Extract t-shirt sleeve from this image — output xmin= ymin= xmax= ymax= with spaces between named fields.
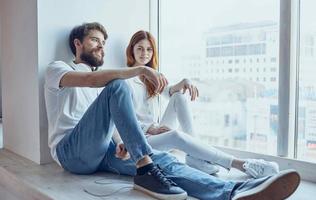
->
xmin=45 ymin=61 xmax=72 ymax=91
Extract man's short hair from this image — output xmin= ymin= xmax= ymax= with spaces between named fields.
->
xmin=69 ymin=22 xmax=108 ymax=55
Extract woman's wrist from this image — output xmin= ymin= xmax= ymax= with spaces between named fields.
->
xmin=170 ymin=81 xmax=184 ymax=95
xmin=169 ymin=86 xmax=175 ymax=96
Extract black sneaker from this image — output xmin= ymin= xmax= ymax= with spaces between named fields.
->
xmin=134 ymin=165 xmax=187 ymax=200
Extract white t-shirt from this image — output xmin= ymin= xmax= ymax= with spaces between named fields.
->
xmin=126 ymin=77 xmax=160 ymax=133
xmin=125 ymin=77 xmax=171 ymax=134
xmin=44 ymin=61 xmax=101 ymax=164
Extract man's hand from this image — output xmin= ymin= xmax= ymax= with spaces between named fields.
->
xmin=115 ymin=143 xmax=130 ymax=160
xmin=147 ymin=125 xmax=171 ymax=135
xmin=142 ymin=67 xmax=168 ymax=94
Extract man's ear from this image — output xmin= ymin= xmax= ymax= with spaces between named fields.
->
xmin=74 ymin=38 xmax=82 ymax=48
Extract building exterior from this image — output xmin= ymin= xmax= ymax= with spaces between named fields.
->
xmin=171 ymin=21 xmax=316 ymax=157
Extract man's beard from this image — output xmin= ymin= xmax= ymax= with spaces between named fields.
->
xmin=80 ymin=48 xmax=104 ymax=68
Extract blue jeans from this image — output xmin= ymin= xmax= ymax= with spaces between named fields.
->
xmin=56 ymin=79 xmax=236 ymax=200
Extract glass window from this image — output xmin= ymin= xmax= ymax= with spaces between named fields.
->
xmin=235 ymin=45 xmax=248 ymax=56
xmin=222 ymin=46 xmax=234 ymax=57
xmin=159 ymin=0 xmax=279 ymax=155
xmin=297 ymin=0 xmax=316 ymax=163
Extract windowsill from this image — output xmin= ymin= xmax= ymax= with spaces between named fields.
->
xmin=216 ymin=145 xmax=316 ymax=183
xmin=0 ymin=149 xmax=315 ymax=199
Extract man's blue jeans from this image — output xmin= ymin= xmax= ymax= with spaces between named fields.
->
xmin=56 ymin=79 xmax=236 ymax=200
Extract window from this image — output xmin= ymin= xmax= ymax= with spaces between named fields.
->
xmin=207 ymin=47 xmax=221 ymax=57
xmin=222 ymin=46 xmax=234 ymax=56
xmin=159 ymin=0 xmax=279 ymax=155
xmin=235 ymin=45 xmax=248 ymax=56
xmin=297 ymin=0 xmax=316 ymax=163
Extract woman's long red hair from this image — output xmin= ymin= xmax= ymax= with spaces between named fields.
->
xmin=126 ymin=30 xmax=158 ymax=98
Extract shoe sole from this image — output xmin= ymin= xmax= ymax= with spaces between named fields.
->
xmin=232 ymin=169 xmax=300 ymax=200
xmin=133 ymin=184 xmax=187 ymax=200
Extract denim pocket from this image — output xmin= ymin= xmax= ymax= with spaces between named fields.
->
xmin=56 ymin=137 xmax=96 ymax=174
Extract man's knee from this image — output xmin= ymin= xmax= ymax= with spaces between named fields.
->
xmin=107 ymin=79 xmax=126 ymax=88
xmin=106 ymin=79 xmax=129 ymax=93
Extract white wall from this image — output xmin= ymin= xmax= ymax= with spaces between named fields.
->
xmin=1 ymin=0 xmax=150 ymax=164
xmin=1 ymin=0 xmax=40 ymax=162
xmin=38 ymin=0 xmax=150 ymax=69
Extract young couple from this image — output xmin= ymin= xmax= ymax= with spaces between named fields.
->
xmin=44 ymin=22 xmax=300 ymax=200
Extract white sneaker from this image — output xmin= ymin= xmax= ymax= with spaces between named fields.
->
xmin=185 ymin=155 xmax=219 ymax=175
xmin=243 ymin=159 xmax=279 ymax=178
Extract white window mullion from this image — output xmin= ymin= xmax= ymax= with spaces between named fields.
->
xmin=149 ymin=0 xmax=159 ymax=44
xmin=278 ymin=0 xmax=292 ymax=157
xmin=289 ymin=0 xmax=301 ymax=159
xmin=150 ymin=0 xmax=164 ymax=121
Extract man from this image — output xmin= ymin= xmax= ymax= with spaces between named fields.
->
xmin=44 ymin=22 xmax=300 ymax=200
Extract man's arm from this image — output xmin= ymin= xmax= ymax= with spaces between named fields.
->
xmin=60 ymin=66 xmax=168 ymax=93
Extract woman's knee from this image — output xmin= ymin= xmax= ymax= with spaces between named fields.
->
xmin=171 ymin=92 xmax=188 ymax=105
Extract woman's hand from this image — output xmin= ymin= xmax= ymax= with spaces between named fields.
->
xmin=147 ymin=125 xmax=171 ymax=135
xmin=115 ymin=143 xmax=130 ymax=160
xmin=170 ymin=78 xmax=199 ymax=101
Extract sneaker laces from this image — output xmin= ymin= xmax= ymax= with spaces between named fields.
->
xmin=243 ymin=160 xmax=265 ymax=178
xmin=149 ymin=165 xmax=177 ymax=187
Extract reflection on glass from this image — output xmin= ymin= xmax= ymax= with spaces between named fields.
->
xmin=160 ymin=0 xmax=279 ymax=155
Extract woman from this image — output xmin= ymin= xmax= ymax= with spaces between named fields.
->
xmin=122 ymin=30 xmax=279 ymax=178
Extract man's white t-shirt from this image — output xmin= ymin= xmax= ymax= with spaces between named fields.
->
xmin=44 ymin=61 xmax=101 ymax=165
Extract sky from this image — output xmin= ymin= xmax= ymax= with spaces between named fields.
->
xmin=301 ymin=0 xmax=316 ymax=32
xmin=159 ymin=0 xmax=316 ymax=74
xmin=161 ymin=0 xmax=279 ymax=30
xmin=160 ymin=0 xmax=279 ymax=67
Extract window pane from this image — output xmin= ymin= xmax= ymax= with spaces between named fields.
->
xmin=297 ymin=0 xmax=316 ymax=163
xmin=160 ymin=0 xmax=279 ymax=155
